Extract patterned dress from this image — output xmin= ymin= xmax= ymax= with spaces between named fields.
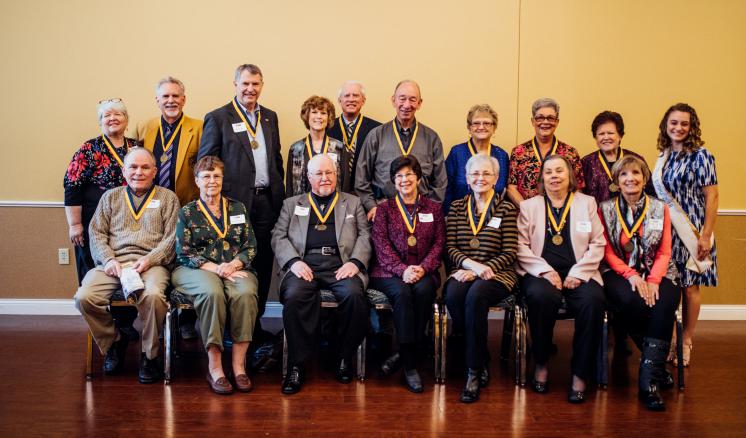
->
xmin=285 ymin=136 xmax=351 ymax=197
xmin=658 ymin=147 xmax=718 ymax=287
xmin=508 ymin=138 xmax=584 ymax=200
xmin=581 ymin=147 xmax=653 ymax=204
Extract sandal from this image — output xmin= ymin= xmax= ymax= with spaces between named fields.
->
xmin=666 ymin=342 xmax=677 ymax=363
xmin=673 ymin=342 xmax=692 ymax=367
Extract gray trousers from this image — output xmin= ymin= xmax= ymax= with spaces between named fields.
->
xmin=74 ymin=266 xmax=169 ymax=359
xmin=171 ymin=266 xmax=259 ymax=351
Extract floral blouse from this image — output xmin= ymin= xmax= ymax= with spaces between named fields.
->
xmin=508 ymin=138 xmax=584 ymax=200
xmin=176 ymin=197 xmax=257 ymax=270
xmin=63 ymin=136 xmax=140 ymax=207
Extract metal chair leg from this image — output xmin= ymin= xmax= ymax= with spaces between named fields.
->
xmin=440 ymin=305 xmax=448 ymax=383
xmin=598 ymin=310 xmax=609 ymax=389
xmin=676 ymin=302 xmax=685 ymax=390
xmin=164 ymin=305 xmax=173 ymax=384
xmin=282 ymin=331 xmax=288 ymax=378
xmin=357 ymin=338 xmax=366 ymax=381
xmin=515 ymin=305 xmax=527 ymax=386
xmin=433 ymin=303 xmax=445 ymax=383
xmin=500 ymin=306 xmax=515 ymax=363
xmin=86 ymin=331 xmax=94 ymax=380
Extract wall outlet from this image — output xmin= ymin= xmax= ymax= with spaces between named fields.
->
xmin=58 ymin=248 xmax=70 ymax=265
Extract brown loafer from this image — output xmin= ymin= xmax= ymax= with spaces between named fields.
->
xmin=234 ymin=373 xmax=254 ymax=393
xmin=207 ymin=373 xmax=233 ymax=395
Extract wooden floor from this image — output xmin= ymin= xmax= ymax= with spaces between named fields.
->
xmin=1 ymin=316 xmax=745 ymax=437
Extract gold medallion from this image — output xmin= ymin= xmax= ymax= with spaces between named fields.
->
xmin=469 ymin=238 xmax=480 ymax=249
xmin=551 ymin=234 xmax=564 ymax=245
xmin=609 ymin=183 xmax=619 ymax=193
xmin=315 ymin=224 xmax=327 ymax=231
xmin=130 ymin=222 xmax=141 ymax=231
xmin=623 ymin=240 xmax=635 ymax=252
xmin=407 ymin=235 xmax=417 ymax=247
xmin=251 ymin=140 xmax=259 ymax=149
xmin=223 ymin=240 xmax=230 ymax=251
xmin=160 ymin=154 xmax=169 ymax=164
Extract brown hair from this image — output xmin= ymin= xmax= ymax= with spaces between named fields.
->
xmin=611 ymin=154 xmax=650 ymax=186
xmin=300 ymin=96 xmax=336 ymax=130
xmin=466 ymin=104 xmax=498 ymax=129
xmin=656 ymin=102 xmax=705 ymax=153
xmin=537 ymin=154 xmax=577 ymax=195
xmin=194 ymin=155 xmax=224 ymax=177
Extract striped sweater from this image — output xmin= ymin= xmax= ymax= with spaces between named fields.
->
xmin=445 ymin=194 xmax=518 ymax=289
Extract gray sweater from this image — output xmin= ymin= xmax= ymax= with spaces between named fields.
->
xmin=89 ymin=185 xmax=180 ymax=267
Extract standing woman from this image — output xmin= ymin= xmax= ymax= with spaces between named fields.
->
xmin=516 ymin=155 xmax=606 ymax=404
xmin=64 ymin=99 xmax=140 ymax=283
xmin=444 ymin=104 xmax=509 ymax=213
xmin=444 ymin=154 xmax=518 ymax=403
xmin=286 ymin=96 xmax=351 ymax=197
xmin=652 ymin=103 xmax=718 ymax=367
xmin=370 ymin=155 xmax=445 ymax=393
xmin=581 ymin=111 xmax=652 ymax=204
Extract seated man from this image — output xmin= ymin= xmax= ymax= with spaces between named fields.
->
xmin=271 ymin=154 xmax=371 ymax=394
xmin=74 ymin=147 xmax=180 ymax=383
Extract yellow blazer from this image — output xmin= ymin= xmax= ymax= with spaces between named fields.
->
xmin=138 ymin=114 xmax=202 ymax=205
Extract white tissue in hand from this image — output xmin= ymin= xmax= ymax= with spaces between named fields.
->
xmin=121 ymin=267 xmax=145 ymax=301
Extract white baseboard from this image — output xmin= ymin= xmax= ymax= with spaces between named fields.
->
xmin=1 ymin=299 xmax=745 ymax=320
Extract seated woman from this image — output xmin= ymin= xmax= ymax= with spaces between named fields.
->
xmin=516 ymin=154 xmax=606 ymax=404
xmin=444 ymin=154 xmax=518 ymax=403
xmin=370 ymin=155 xmax=445 ymax=393
xmin=172 ymin=156 xmax=259 ymax=395
xmin=599 ymin=155 xmax=680 ymax=411
xmin=286 ymin=95 xmax=351 ymax=197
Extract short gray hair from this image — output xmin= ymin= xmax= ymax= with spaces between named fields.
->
xmin=97 ymin=100 xmax=128 ymax=122
xmin=123 ymin=146 xmax=156 ymax=167
xmin=393 ymin=79 xmax=422 ymax=99
xmin=465 ymin=154 xmax=500 ymax=177
xmin=337 ymin=80 xmax=366 ymax=99
xmin=155 ymin=76 xmax=185 ymax=95
xmin=307 ymin=153 xmax=336 ymax=174
xmin=531 ymin=97 xmax=560 ymax=117
xmin=234 ymin=64 xmax=263 ymax=82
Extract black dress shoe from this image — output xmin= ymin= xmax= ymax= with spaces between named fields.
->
xmin=380 ymin=352 xmax=402 ymax=376
xmin=479 ymin=366 xmax=490 ymax=388
xmin=531 ymin=379 xmax=549 ymax=394
xmin=459 ymin=369 xmax=480 ymax=403
xmin=103 ymin=334 xmax=128 ymax=375
xmin=336 ymin=358 xmax=354 ymax=384
xmin=403 ymin=369 xmax=423 ymax=393
xmin=567 ymin=388 xmax=586 ymax=404
xmin=282 ymin=365 xmax=304 ymax=395
xmin=138 ymin=353 xmax=162 ymax=384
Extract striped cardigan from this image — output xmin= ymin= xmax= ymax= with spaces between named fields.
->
xmin=445 ymin=194 xmax=518 ymax=289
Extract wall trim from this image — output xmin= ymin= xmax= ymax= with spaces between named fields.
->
xmin=1 ymin=299 xmax=744 ymax=320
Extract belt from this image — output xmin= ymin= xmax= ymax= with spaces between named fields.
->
xmin=253 ymin=187 xmax=270 ymax=195
xmin=307 ymin=247 xmax=338 ymax=256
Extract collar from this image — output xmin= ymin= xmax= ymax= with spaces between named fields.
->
xmin=395 ymin=117 xmax=416 ymax=134
xmin=236 ymin=98 xmax=260 ymax=116
xmin=161 ymin=113 xmax=184 ymax=130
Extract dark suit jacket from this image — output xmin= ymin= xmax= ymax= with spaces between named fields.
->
xmin=327 ymin=115 xmax=381 ymax=185
xmin=198 ymin=102 xmax=285 ymax=216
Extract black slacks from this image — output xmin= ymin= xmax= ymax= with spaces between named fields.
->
xmin=249 ymin=192 xmax=278 ymax=329
xmin=603 ymin=271 xmax=680 ymax=346
xmin=370 ymin=276 xmax=436 ymax=346
xmin=521 ymin=275 xmax=605 ymax=380
xmin=444 ymin=278 xmax=511 ymax=369
xmin=280 ymin=271 xmax=368 ymax=365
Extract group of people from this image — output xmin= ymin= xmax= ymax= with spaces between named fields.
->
xmin=64 ymin=64 xmax=718 ymax=411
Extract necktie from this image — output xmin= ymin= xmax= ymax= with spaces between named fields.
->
xmin=158 ymin=124 xmax=173 ymax=189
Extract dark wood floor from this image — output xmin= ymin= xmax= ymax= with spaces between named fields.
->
xmin=1 ymin=316 xmax=745 ymax=437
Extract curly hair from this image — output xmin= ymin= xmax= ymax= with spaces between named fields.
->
xmin=300 ymin=95 xmax=336 ymax=130
xmin=656 ymin=103 xmax=705 ymax=153
xmin=591 ymin=110 xmax=625 ymax=137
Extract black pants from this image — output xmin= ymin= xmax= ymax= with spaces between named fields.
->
xmin=603 ymin=271 xmax=680 ymax=347
xmin=521 ymin=275 xmax=605 ymax=380
xmin=371 ymin=276 xmax=435 ymax=346
xmin=74 ymin=236 xmax=95 ymax=285
xmin=445 ymin=278 xmax=511 ymax=369
xmin=280 ymin=271 xmax=368 ymax=365
xmin=249 ymin=192 xmax=278 ymax=334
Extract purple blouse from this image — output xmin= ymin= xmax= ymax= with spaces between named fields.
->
xmin=581 ymin=148 xmax=652 ymax=204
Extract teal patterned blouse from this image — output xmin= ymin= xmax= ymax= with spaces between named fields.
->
xmin=175 ymin=197 xmax=256 ymax=270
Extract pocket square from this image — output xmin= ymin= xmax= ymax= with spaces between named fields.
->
xmin=345 ymin=214 xmax=355 ymax=219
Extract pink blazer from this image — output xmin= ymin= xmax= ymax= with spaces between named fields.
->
xmin=516 ymin=192 xmax=606 ymax=285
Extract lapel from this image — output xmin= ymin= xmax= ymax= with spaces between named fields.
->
xmin=174 ymin=115 xmax=193 ymax=181
xmin=533 ymin=197 xmax=546 ymax=252
xmin=334 ymin=194 xmax=348 ymax=243
xmin=228 ymin=101 xmax=256 ymax=165
xmin=143 ymin=119 xmax=159 ymax=152
xmin=295 ymin=195 xmax=310 ymax=253
xmin=569 ymin=193 xmax=585 ymax=260
xmin=259 ymin=111 xmax=273 ymax=150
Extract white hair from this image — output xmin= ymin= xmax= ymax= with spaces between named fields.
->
xmin=155 ymin=76 xmax=185 ymax=95
xmin=97 ymin=100 xmax=128 ymax=122
xmin=307 ymin=153 xmax=337 ymax=174
xmin=337 ymin=80 xmax=366 ymax=99
xmin=123 ymin=147 xmax=156 ymax=167
xmin=465 ymin=154 xmax=500 ymax=177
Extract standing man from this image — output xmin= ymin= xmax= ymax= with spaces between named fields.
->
xmin=138 ymin=76 xmax=203 ymax=206
xmin=355 ymin=80 xmax=447 ymax=221
xmin=198 ymin=64 xmax=285 ymax=342
xmin=326 ymin=80 xmax=381 ymax=185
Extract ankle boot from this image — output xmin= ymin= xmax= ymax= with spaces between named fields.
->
xmin=459 ymin=369 xmax=480 ymax=403
xmin=639 ymin=337 xmax=668 ymax=411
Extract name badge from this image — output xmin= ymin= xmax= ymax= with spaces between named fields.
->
xmin=328 ymin=153 xmax=338 ymax=162
xmin=146 ymin=200 xmax=161 ymax=209
xmin=648 ymin=219 xmax=664 ymax=231
xmin=230 ymin=214 xmax=246 ymax=225
xmin=232 ymin=122 xmax=247 ymax=133
xmin=576 ymin=221 xmax=592 ymax=233
xmin=418 ymin=213 xmax=434 ymax=223
xmin=487 ymin=217 xmax=502 ymax=229
xmin=294 ymin=206 xmax=310 ymax=216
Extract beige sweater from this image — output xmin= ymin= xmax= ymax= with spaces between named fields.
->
xmin=89 ymin=185 xmax=180 ymax=267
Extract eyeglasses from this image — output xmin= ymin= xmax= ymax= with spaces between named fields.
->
xmin=198 ymin=175 xmax=223 ymax=182
xmin=468 ymin=172 xmax=495 ymax=179
xmin=310 ymin=170 xmax=336 ymax=179
xmin=470 ymin=121 xmax=495 ymax=127
xmin=98 ymin=98 xmax=123 ymax=104
xmin=394 ymin=172 xmax=417 ymax=180
xmin=533 ymin=115 xmax=558 ymax=123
